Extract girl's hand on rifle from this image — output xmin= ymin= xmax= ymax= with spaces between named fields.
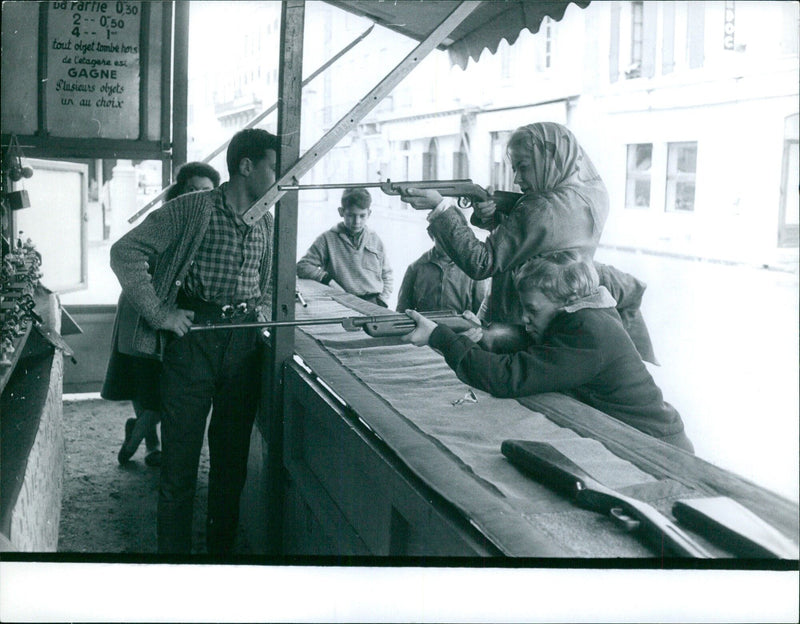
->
xmin=401 ymin=309 xmax=437 ymax=346
xmin=473 ymin=185 xmax=496 ymax=221
xmin=460 ymin=310 xmax=484 ymax=343
xmin=399 ymin=188 xmax=442 ymax=210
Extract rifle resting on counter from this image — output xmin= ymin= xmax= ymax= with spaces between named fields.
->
xmin=189 ymin=309 xmax=479 ymax=337
xmin=501 ymin=439 xmax=714 ymax=558
xmin=279 ymin=179 xmax=523 ymax=215
xmin=672 ymin=496 xmax=799 ymax=559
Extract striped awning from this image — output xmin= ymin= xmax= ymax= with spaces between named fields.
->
xmin=325 ymin=0 xmax=590 ymax=69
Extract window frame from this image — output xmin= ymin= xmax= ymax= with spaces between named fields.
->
xmin=624 ymin=143 xmax=653 ymax=210
xmin=665 ymin=141 xmax=698 ymax=213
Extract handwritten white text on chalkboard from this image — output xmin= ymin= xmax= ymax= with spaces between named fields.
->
xmin=46 ymin=0 xmax=141 ymax=136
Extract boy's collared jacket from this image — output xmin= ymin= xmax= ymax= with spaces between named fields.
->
xmin=396 ymin=247 xmax=488 ymax=314
xmin=429 ymin=287 xmax=687 ymax=443
xmin=297 ymin=223 xmax=393 ymax=303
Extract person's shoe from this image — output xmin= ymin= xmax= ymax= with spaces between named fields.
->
xmin=117 ymin=418 xmax=137 ymax=465
xmin=144 ymin=449 xmax=161 ymax=467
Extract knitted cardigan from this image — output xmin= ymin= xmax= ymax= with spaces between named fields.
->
xmin=109 ymin=185 xmax=273 ymax=356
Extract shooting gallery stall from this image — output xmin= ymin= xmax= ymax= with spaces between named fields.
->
xmin=238 ymin=0 xmax=799 ymax=560
xmin=0 ymin=0 xmax=797 ymax=561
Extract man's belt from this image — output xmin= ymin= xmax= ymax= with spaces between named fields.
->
xmin=177 ymin=291 xmax=258 ymax=324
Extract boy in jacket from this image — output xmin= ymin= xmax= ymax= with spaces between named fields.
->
xmin=402 ymin=250 xmax=693 ymax=452
xmin=396 ymin=236 xmax=488 ymax=315
xmin=297 ymin=187 xmax=393 ymax=307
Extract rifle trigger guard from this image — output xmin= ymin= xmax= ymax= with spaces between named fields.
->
xmin=609 ymin=507 xmax=641 ymax=532
xmin=457 ymin=196 xmax=472 ymax=209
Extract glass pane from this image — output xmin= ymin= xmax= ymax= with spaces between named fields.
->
xmin=677 ymin=145 xmax=697 ymax=172
xmin=784 ymin=142 xmax=799 ymax=225
xmin=634 ymin=179 xmax=651 ymax=207
xmin=628 ymin=143 xmax=652 ymax=171
xmin=675 ymin=181 xmax=695 ymax=211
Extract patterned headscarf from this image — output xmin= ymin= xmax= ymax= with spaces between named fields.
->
xmin=507 ymin=122 xmax=609 ymax=236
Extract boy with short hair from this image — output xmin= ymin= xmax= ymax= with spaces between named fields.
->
xmin=396 ymin=235 xmax=488 ymax=315
xmin=402 ymin=250 xmax=693 ymax=452
xmin=297 ymin=187 xmax=393 ymax=307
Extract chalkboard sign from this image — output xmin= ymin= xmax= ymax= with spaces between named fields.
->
xmin=1 ymin=1 xmax=173 ymax=160
xmin=46 ymin=1 xmax=142 ymax=138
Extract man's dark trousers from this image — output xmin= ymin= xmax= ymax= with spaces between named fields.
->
xmin=158 ymin=326 xmax=261 ymax=554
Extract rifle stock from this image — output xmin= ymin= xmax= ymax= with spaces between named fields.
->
xmin=672 ymin=497 xmax=799 ymax=559
xmin=501 ymin=439 xmax=713 ymax=558
xmin=278 ymin=179 xmax=523 ymax=215
xmin=189 ymin=309 xmax=479 ymax=337
xmin=478 ymin=322 xmax=531 ymax=353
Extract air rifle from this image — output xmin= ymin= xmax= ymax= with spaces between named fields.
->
xmin=278 ymin=179 xmax=523 ymax=215
xmin=501 ymin=439 xmax=714 ymax=558
xmin=189 ymin=309 xmax=478 ymax=337
xmin=672 ymin=496 xmax=799 ymax=559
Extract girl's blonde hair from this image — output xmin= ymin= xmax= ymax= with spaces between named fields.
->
xmin=513 ymin=250 xmax=599 ymax=305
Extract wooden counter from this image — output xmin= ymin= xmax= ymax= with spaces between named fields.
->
xmin=0 ymin=293 xmax=64 ymax=552
xmin=240 ymin=280 xmax=799 ymax=561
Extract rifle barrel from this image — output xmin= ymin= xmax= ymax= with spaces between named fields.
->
xmin=189 ymin=310 xmax=466 ymax=333
xmin=278 ymin=182 xmax=384 ymax=191
xmin=278 ymin=179 xmax=474 ymax=192
xmin=189 ymin=316 xmax=355 ymax=332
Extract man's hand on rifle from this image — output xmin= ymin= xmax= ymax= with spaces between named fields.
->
xmin=399 ymin=187 xmax=443 ymax=210
xmin=161 ymin=309 xmax=195 ymax=337
xmin=401 ymin=309 xmax=437 ymax=346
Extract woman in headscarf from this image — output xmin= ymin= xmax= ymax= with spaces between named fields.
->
xmin=401 ymin=122 xmax=657 ymax=362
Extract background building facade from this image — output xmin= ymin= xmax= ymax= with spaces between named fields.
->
xmin=186 ymin=1 xmax=799 ymax=267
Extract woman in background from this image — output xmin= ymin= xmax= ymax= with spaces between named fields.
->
xmin=102 ymin=161 xmax=220 ymax=466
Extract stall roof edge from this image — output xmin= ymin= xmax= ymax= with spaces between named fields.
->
xmin=324 ymin=0 xmax=591 ymax=69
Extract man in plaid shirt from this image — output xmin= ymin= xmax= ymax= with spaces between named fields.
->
xmin=110 ymin=129 xmax=278 ymax=554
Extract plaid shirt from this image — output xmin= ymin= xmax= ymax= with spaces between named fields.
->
xmin=184 ymin=185 xmax=270 ymax=305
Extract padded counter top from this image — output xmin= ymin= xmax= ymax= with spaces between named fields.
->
xmin=290 ymin=279 xmax=799 ymax=559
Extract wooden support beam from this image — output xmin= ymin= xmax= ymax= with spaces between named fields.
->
xmin=263 ymin=0 xmax=305 ymax=556
xmin=242 ymin=0 xmax=482 ymax=226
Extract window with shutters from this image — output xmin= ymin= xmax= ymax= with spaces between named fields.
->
xmin=778 ymin=114 xmax=799 ymax=247
xmin=625 ymin=143 xmax=652 ymax=209
xmin=665 ymin=142 xmax=698 ymax=212
xmin=422 ymin=138 xmax=438 ymax=181
xmin=626 ymin=1 xmax=644 ymax=78
xmin=453 ymin=136 xmax=469 ymax=179
xmin=534 ymin=16 xmax=555 ymax=72
xmin=490 ymin=131 xmax=514 ymax=191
